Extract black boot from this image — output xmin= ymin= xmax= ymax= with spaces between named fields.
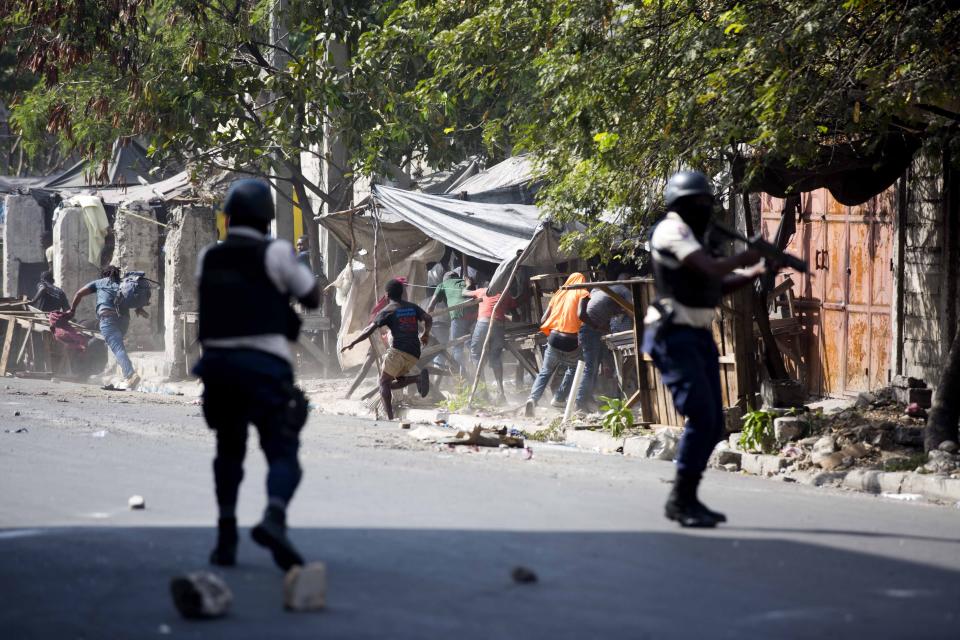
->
xmin=209 ymin=517 xmax=238 ymax=566
xmin=251 ymin=505 xmax=304 ymax=571
xmin=664 ymin=473 xmax=719 ymax=528
xmin=695 ymin=498 xmax=727 ymax=523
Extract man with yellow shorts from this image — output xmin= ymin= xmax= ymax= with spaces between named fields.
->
xmin=342 ymin=279 xmax=433 ymax=420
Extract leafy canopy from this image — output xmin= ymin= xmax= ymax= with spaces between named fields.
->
xmin=2 ymin=0 xmax=959 ymax=257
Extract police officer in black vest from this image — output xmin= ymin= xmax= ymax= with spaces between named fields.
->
xmin=642 ymin=171 xmax=766 ymax=528
xmin=195 ymin=179 xmax=320 ymax=569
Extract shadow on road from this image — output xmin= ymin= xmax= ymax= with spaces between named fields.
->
xmin=1 ymin=526 xmax=958 ymax=640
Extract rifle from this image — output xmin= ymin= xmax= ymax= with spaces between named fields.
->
xmin=707 ymin=220 xmax=807 ymax=292
xmin=708 ymin=221 xmax=808 ymax=274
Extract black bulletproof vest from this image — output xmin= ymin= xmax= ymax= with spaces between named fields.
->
xmin=650 ymin=220 xmax=723 ymax=309
xmin=198 ymin=236 xmax=292 ymax=341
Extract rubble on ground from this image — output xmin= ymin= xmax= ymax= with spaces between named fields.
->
xmin=409 ymin=424 xmax=525 ymax=448
xmin=169 ymin=571 xmax=233 ymax=619
xmin=717 ymin=377 xmax=960 ymax=495
xmin=284 ymin=563 xmax=327 ymax=612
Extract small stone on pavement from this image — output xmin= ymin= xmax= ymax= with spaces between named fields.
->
xmin=170 ymin=571 xmax=233 ymax=619
xmin=511 ymin=566 xmax=538 ymax=584
xmin=284 ymin=562 xmax=327 ymax=612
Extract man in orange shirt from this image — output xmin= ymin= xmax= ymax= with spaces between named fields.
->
xmin=465 ymin=284 xmax=517 ymax=404
xmin=525 ymin=273 xmax=589 ymax=416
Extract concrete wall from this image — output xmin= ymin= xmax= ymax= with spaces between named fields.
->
xmin=164 ymin=204 xmax=217 ymax=378
xmin=53 ymin=206 xmax=99 ymax=321
xmin=896 ymin=153 xmax=950 ymax=387
xmin=112 ymin=202 xmax=161 ymax=350
xmin=2 ymin=194 xmax=45 ymax=298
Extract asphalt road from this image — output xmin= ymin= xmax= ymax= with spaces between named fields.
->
xmin=1 ymin=377 xmax=958 ymax=639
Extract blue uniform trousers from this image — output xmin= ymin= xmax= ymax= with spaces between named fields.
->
xmin=643 ymin=325 xmax=724 ymax=477
xmin=194 ymin=349 xmax=303 ymax=510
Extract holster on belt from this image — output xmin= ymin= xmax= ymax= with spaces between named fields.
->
xmin=281 ymin=383 xmax=309 ymax=437
xmin=651 ymin=300 xmax=675 ymax=341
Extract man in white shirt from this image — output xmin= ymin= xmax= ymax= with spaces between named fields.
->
xmin=193 ymin=179 xmax=320 ymax=574
xmin=642 ymin=171 xmax=766 ymax=528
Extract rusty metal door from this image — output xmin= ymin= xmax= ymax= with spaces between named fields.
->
xmin=812 ymin=193 xmax=894 ymax=395
xmin=763 ymin=189 xmax=893 ymax=397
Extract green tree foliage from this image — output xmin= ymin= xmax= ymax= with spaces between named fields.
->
xmin=0 ymin=1 xmax=383 ymax=207
xmin=2 ymin=0 xmax=958 ymax=242
xmin=353 ymin=0 xmax=960 ymax=259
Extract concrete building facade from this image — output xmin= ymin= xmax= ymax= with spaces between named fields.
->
xmin=164 ymin=204 xmax=217 ymax=378
xmin=112 ymin=202 xmax=162 ymax=350
xmin=2 ymin=194 xmax=45 ymax=298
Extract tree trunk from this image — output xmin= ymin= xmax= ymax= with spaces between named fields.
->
xmin=925 ymin=318 xmax=960 ymax=451
xmin=740 ymin=190 xmax=789 ymax=380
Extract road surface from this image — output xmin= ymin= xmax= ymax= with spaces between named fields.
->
xmin=0 ymin=377 xmax=957 ymax=639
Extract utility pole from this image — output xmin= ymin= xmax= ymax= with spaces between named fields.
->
xmin=319 ymin=33 xmax=351 ymax=280
xmin=269 ymin=0 xmax=295 ymax=243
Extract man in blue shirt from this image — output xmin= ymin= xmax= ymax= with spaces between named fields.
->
xmin=66 ymin=265 xmax=147 ymax=389
xmin=342 ymin=279 xmax=433 ymax=420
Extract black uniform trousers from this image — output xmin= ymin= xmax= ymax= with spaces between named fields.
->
xmin=195 ymin=348 xmax=303 ymax=510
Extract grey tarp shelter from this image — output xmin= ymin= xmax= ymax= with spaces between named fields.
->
xmin=319 ymin=184 xmax=577 ymax=292
xmin=43 ymin=139 xmax=171 ymax=191
xmin=318 ymin=167 xmax=574 ymax=369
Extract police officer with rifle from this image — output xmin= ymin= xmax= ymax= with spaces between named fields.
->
xmin=195 ymin=179 xmax=320 ymax=569
xmin=642 ymin=170 xmax=804 ymax=528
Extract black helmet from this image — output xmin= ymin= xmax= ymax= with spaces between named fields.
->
xmin=223 ymin=179 xmax=275 ymax=222
xmin=664 ymin=171 xmax=714 ymax=209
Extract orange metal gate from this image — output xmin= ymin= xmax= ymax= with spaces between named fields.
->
xmin=761 ymin=189 xmax=894 ymax=397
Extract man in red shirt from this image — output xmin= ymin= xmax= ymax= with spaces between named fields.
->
xmin=465 ymin=285 xmax=517 ymax=404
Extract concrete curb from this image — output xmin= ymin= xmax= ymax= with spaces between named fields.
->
xmin=843 ymin=468 xmax=960 ymax=503
xmin=566 ymin=429 xmax=625 ymax=454
xmin=559 ymin=429 xmax=960 ymax=506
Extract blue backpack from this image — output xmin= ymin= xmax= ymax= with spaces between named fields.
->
xmin=118 ymin=271 xmax=153 ymax=310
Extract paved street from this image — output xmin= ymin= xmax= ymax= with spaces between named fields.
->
xmin=1 ymin=377 xmax=958 ymax=639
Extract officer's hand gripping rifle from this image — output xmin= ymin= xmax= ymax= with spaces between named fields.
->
xmin=708 ymin=220 xmax=807 ymax=290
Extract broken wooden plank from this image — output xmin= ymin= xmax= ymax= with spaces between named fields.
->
xmin=298 ymin=336 xmax=329 ymax=365
xmin=15 ymin=321 xmax=33 ymax=366
xmin=416 ymin=333 xmax=472 ymax=362
xmin=0 ymin=319 xmax=16 ymax=376
xmin=345 ymin=352 xmax=377 ymax=399
xmin=595 ymin=285 xmax=635 ymax=317
xmin=427 ymin=298 xmax=480 ymax=319
xmin=503 ymin=341 xmax=540 ymax=377
xmin=13 ymin=371 xmax=53 ymax=380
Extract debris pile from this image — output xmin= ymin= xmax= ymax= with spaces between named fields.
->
xmin=410 ymin=424 xmax=525 ymax=448
xmin=0 ymin=300 xmax=105 ymax=379
xmin=717 ymin=377 xmax=958 ymax=484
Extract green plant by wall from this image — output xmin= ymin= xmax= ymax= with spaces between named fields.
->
xmin=739 ymin=407 xmax=777 ymax=453
xmin=598 ymin=396 xmax=634 ymax=438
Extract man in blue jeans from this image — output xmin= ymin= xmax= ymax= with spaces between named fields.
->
xmin=642 ymin=171 xmax=766 ymax=528
xmin=427 ymin=271 xmax=475 ymax=376
xmin=67 ymin=265 xmax=146 ymax=389
xmin=564 ymin=271 xmax=635 ymax=413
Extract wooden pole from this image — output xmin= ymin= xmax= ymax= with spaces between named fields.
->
xmin=466 ymin=250 xmax=526 ymax=406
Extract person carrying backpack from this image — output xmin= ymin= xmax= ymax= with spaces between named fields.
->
xmin=66 ymin=265 xmax=148 ymax=389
